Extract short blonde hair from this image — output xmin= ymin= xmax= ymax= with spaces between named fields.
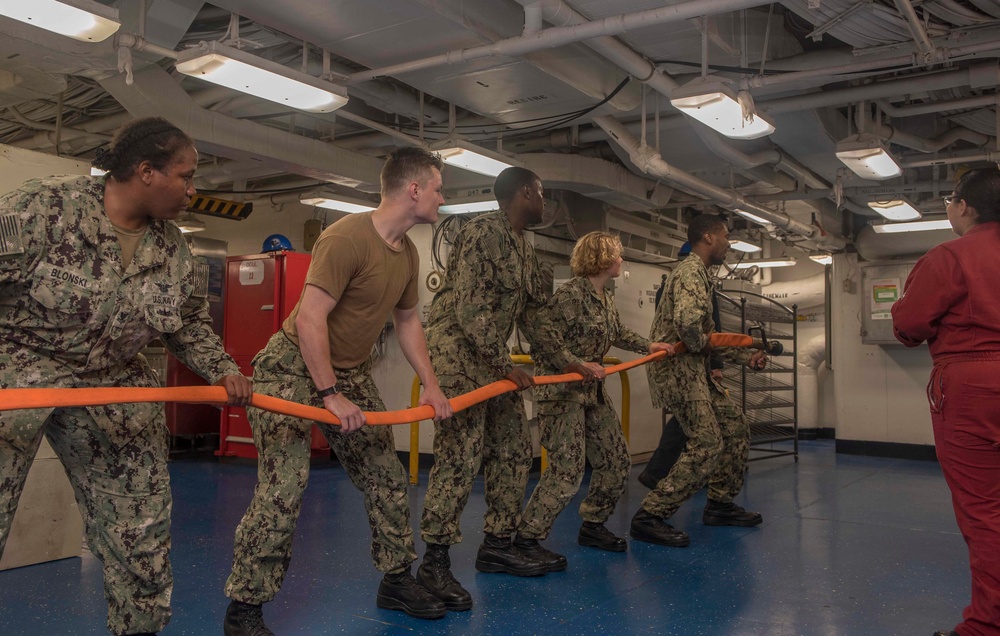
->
xmin=571 ymin=231 xmax=623 ymax=277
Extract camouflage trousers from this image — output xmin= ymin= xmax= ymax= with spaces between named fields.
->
xmin=421 ymin=384 xmax=532 ymax=545
xmin=517 ymin=398 xmax=631 ymax=540
xmin=0 ymin=407 xmax=172 ymax=636
xmin=225 ymin=332 xmax=417 ymax=605
xmin=640 ymin=384 xmax=749 ymax=519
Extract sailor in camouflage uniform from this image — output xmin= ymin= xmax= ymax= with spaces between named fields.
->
xmin=223 ymin=148 xmax=453 ymax=634
xmin=517 ymin=232 xmax=674 ymax=558
xmin=417 ymin=167 xmax=551 ymax=611
xmin=639 ymin=243 xmax=742 ymax=490
xmin=632 ymin=214 xmax=767 ymax=548
xmin=0 ymin=118 xmax=251 ymax=636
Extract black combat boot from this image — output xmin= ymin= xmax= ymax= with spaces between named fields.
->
xmin=629 ymin=508 xmax=690 ymax=547
xmin=223 ymin=600 xmax=275 ymax=636
xmin=513 ymin=535 xmax=568 ymax=572
xmin=376 ymin=568 xmax=448 ymax=619
xmin=416 ymin=544 xmax=473 ymax=611
xmin=475 ymin=533 xmax=548 ymax=576
xmin=702 ymin=499 xmax=763 ymax=527
xmin=637 ymin=470 xmax=660 ymax=490
xmin=578 ymin=521 xmax=627 ymax=552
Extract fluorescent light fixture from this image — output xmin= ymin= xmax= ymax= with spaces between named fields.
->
xmin=835 ymin=133 xmax=902 ymax=180
xmin=301 ymin=194 xmax=376 ymax=214
xmin=729 ymin=240 xmax=761 ymax=253
xmin=439 ymin=200 xmax=498 ymax=214
xmin=432 ymin=138 xmax=519 ymax=177
xmin=0 ymin=0 xmax=120 ymax=42
xmin=729 ymin=258 xmax=797 ymax=269
xmin=176 ymin=41 xmax=349 ymax=113
xmin=867 ymin=197 xmax=921 ymax=221
xmin=670 ymin=77 xmax=775 ymax=140
xmin=176 ymin=213 xmax=205 ymax=234
xmin=809 ymin=254 xmax=833 ymax=265
xmin=735 ymin=209 xmax=772 ymax=225
xmin=871 ymin=219 xmax=953 ymax=234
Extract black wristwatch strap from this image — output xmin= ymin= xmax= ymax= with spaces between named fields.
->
xmin=316 ymin=385 xmax=340 ymax=398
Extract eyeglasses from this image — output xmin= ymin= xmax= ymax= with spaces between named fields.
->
xmin=943 ymin=194 xmax=957 ymax=206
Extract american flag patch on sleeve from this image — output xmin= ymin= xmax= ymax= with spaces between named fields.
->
xmin=0 ymin=212 xmax=24 ymax=257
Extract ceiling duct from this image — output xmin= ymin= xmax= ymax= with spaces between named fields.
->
xmin=521 ymin=153 xmax=674 ymax=212
xmin=594 ymin=114 xmax=848 ymax=250
xmin=548 ymin=189 xmax=685 ymax=262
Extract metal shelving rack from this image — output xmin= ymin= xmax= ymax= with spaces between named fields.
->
xmin=716 ymin=290 xmax=798 ymax=462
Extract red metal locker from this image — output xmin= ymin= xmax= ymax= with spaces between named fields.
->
xmin=218 ymin=251 xmax=330 ymax=459
xmin=165 ymin=237 xmax=228 ymax=439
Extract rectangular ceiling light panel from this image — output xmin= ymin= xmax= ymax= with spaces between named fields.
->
xmin=176 ymin=41 xmax=349 ymax=113
xmin=0 ymin=0 xmax=120 ymax=42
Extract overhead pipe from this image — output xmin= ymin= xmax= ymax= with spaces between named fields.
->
xmin=854 ymin=107 xmax=993 ymax=152
xmin=513 ymin=0 xmax=682 ymax=98
xmin=892 ymin=0 xmax=936 ymax=58
xmin=593 ymin=115 xmax=847 ymax=249
xmin=507 ymin=114 xmax=688 ymax=153
xmin=876 ymin=95 xmax=999 ymax=117
xmin=690 ymin=126 xmax=828 ymax=190
xmin=900 ymin=150 xmax=1000 ymax=168
xmin=654 ymin=194 xmax=874 ymax=218
xmin=762 ymin=63 xmax=1000 ymax=114
xmin=5 ymin=106 xmax=112 ymax=143
xmin=743 ymin=52 xmax=921 ymax=91
xmin=410 ymin=0 xmax=642 ymax=112
xmin=266 ymin=46 xmax=452 ymax=124
xmin=11 ymin=85 xmax=248 ymax=151
xmin=113 ymin=32 xmax=179 ymax=60
xmin=739 ymin=24 xmax=1000 ymax=92
xmin=520 ymin=152 xmax=676 ymax=211
xmin=749 ymin=179 xmax=954 ymax=201
xmin=345 ymin=0 xmax=772 ymax=84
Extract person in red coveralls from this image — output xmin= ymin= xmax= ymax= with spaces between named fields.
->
xmin=892 ymin=166 xmax=1000 ymax=636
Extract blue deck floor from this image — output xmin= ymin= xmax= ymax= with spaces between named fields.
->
xmin=0 ymin=440 xmax=967 ymax=635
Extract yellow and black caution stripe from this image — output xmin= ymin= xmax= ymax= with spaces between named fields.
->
xmin=187 ymin=195 xmax=253 ymax=220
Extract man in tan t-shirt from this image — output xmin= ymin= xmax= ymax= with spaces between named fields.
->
xmin=223 ymin=147 xmax=454 ymax=635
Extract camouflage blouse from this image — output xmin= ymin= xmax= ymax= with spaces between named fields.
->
xmin=0 ymin=175 xmax=239 ymax=447
xmin=426 ymin=211 xmax=548 ymax=389
xmin=532 ymin=276 xmax=650 ymax=404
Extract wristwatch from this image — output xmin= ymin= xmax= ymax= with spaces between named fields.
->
xmin=316 ymin=385 xmax=340 ymax=398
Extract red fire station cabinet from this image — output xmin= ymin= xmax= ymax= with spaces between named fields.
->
xmin=218 ymin=251 xmax=331 ymax=459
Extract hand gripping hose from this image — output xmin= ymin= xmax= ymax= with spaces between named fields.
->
xmin=0 ymin=333 xmax=758 ymax=426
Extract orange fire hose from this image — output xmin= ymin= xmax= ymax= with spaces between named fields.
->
xmin=0 ymin=333 xmax=755 ymax=425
